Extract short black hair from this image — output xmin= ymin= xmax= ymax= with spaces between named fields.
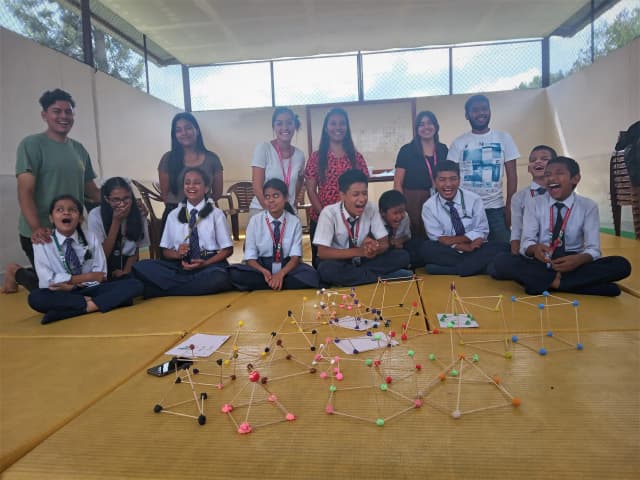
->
xmin=379 ymin=190 xmax=406 ymax=212
xmin=548 ymin=156 xmax=580 ymax=178
xmin=530 ymin=145 xmax=558 ymax=160
xmin=39 ymin=89 xmax=75 ymax=110
xmin=433 ymin=160 xmax=460 ymax=178
xmin=464 ymin=94 xmax=489 ymax=114
xmin=338 ymin=169 xmax=368 ymax=193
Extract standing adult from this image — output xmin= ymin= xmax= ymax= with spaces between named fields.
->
xmin=447 ymin=94 xmax=519 ymax=243
xmin=3 ymin=89 xmax=101 ymax=293
xmin=304 ymin=108 xmax=369 ymax=267
xmin=394 ymin=111 xmax=448 ymax=239
xmin=158 ymin=112 xmax=223 ymax=225
xmin=249 ymin=107 xmax=306 ymax=217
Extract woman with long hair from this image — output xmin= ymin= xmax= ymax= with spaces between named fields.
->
xmin=393 ymin=110 xmax=448 ymax=239
xmin=304 ymin=107 xmax=368 ymax=266
xmin=249 ymin=107 xmax=306 ymax=217
xmin=158 ymin=112 xmax=223 ymax=224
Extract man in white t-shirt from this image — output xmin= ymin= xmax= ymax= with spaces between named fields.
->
xmin=447 ymin=95 xmax=519 ymax=243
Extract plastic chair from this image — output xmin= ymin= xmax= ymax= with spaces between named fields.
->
xmin=131 ymin=179 xmax=164 ymax=259
xmin=218 ymin=181 xmax=253 ymax=240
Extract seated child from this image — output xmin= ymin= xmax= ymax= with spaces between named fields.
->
xmin=230 ymin=178 xmax=319 ymax=290
xmin=492 ymin=156 xmax=631 ymax=295
xmin=510 ymin=145 xmax=557 ymax=254
xmin=88 ymin=177 xmax=149 ymax=280
xmin=28 ymin=195 xmax=143 ymax=324
xmin=313 ymin=169 xmax=411 ymax=286
xmin=378 ymin=190 xmax=424 ymax=268
xmin=421 ymin=160 xmax=509 ymax=276
xmin=132 ymin=167 xmax=233 ymax=297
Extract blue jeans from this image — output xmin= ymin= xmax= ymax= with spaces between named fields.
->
xmin=485 ymin=207 xmax=510 ymax=243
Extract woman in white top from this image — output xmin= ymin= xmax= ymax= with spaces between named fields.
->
xmin=249 ymin=107 xmax=306 ymax=217
xmin=231 ymin=178 xmax=319 ymax=291
xmin=133 ymin=167 xmax=233 ymax=297
xmin=88 ymin=177 xmax=149 ymax=280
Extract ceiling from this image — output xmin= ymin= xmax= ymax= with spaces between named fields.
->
xmin=98 ymin=0 xmax=590 ymax=66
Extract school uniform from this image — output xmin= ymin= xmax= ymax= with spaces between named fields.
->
xmin=133 ymin=199 xmax=233 ymax=297
xmin=492 ymin=192 xmax=631 ymax=295
xmin=510 ymin=182 xmax=547 ymax=243
xmin=421 ymin=188 xmax=509 ymax=276
xmin=313 ymin=201 xmax=410 ymax=286
xmin=383 ymin=212 xmax=424 ymax=268
xmin=28 ymin=229 xmax=143 ymax=324
xmin=229 ymin=210 xmax=319 ymax=290
xmin=87 ymin=207 xmax=149 ymax=278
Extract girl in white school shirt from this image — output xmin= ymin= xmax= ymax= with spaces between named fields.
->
xmin=28 ymin=195 xmax=143 ymax=324
xmin=230 ymin=178 xmax=319 ymax=291
xmin=132 ymin=167 xmax=233 ymax=297
xmin=87 ymin=177 xmax=149 ymax=280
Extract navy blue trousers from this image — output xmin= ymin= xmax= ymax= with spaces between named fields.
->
xmin=317 ymin=249 xmax=410 ymax=287
xmin=229 ymin=257 xmax=320 ymax=291
xmin=28 ymin=278 xmax=143 ymax=324
xmin=132 ymin=259 xmax=232 ymax=298
xmin=421 ymin=240 xmax=509 ymax=276
xmin=491 ymin=252 xmax=632 ymax=296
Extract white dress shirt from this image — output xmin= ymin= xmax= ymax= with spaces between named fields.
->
xmin=520 ymin=191 xmax=601 ymax=260
xmin=510 ymin=182 xmax=546 ymax=242
xmin=421 ymin=188 xmax=489 ymax=242
xmin=34 ymin=229 xmax=107 ymax=288
xmin=313 ymin=201 xmax=388 ymax=249
xmin=87 ymin=207 xmax=149 ymax=256
xmin=244 ymin=210 xmax=302 ymax=260
xmin=160 ymin=199 xmax=233 ymax=251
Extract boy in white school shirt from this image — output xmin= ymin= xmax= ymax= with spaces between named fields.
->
xmin=313 ymin=170 xmax=411 ymax=286
xmin=492 ymin=156 xmax=631 ymax=296
xmin=510 ymin=145 xmax=557 ymax=254
xmin=421 ymin=160 xmax=509 ymax=276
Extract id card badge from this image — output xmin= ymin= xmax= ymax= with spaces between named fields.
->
xmin=271 ymin=262 xmax=282 ymax=274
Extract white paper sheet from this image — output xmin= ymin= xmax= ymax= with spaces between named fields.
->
xmin=165 ymin=333 xmax=230 ymax=358
xmin=437 ymin=313 xmax=479 ymax=328
xmin=333 ymin=333 xmax=398 ymax=355
xmin=333 ymin=315 xmax=380 ymax=331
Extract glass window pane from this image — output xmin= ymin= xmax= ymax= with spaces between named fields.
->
xmin=93 ymin=27 xmax=145 ymax=91
xmin=363 ymin=48 xmax=449 ymax=100
xmin=594 ymin=0 xmax=640 ymax=61
xmin=190 ymin=63 xmax=272 ymax=111
xmin=452 ymin=41 xmax=542 ymax=93
xmin=274 ymin=56 xmax=358 ymax=105
xmin=148 ymin=63 xmax=184 ymax=109
xmin=1 ymin=0 xmax=83 ymax=62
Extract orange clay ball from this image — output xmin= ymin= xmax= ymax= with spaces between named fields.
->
xmin=438 ymin=373 xmax=446 ymax=381
xmin=512 ymin=397 xmax=521 ymax=407
xmin=493 ymin=376 xmax=501 ymax=384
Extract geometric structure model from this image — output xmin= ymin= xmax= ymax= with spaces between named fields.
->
xmin=510 ymin=291 xmax=582 ymax=355
xmin=320 ymin=343 xmax=426 ymax=426
xmin=437 ymin=282 xmax=512 ymax=359
xmin=220 ymin=366 xmax=296 ymax=434
xmin=153 ymin=364 xmax=208 ymax=425
xmin=418 ymin=350 xmax=521 ymax=419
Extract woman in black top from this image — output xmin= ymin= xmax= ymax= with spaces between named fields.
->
xmin=394 ymin=111 xmax=448 ymax=239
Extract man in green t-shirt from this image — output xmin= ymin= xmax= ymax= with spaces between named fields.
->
xmin=2 ymin=89 xmax=101 ymax=293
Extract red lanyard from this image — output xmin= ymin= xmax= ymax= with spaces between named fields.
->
xmin=265 ymin=214 xmax=286 ymax=262
xmin=340 ymin=206 xmax=361 ymax=247
xmin=272 ymin=140 xmax=293 ymax=188
xmin=548 ymin=204 xmax=572 ymax=256
xmin=424 ymin=148 xmax=438 ymax=185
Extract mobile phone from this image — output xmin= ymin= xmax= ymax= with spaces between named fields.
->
xmin=146 ymin=357 xmax=193 ymax=377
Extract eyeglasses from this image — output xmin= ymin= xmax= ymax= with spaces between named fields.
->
xmin=107 ymin=196 xmax=132 ymax=206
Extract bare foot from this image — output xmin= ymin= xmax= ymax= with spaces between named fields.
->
xmin=85 ymin=297 xmax=99 ymax=313
xmin=550 ymin=272 xmax=561 ymax=289
xmin=1 ymin=264 xmax=21 ymax=294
